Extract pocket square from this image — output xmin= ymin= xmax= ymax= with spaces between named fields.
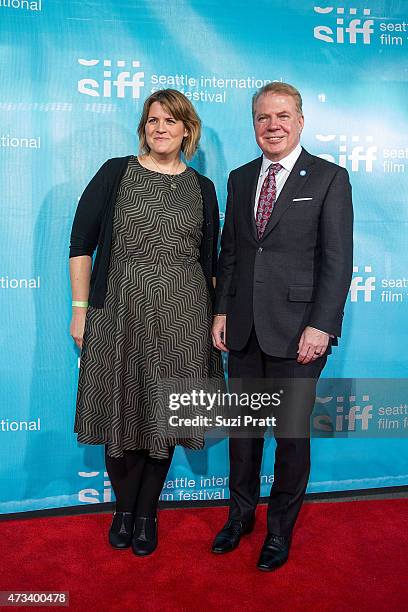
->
xmin=292 ymin=197 xmax=313 ymax=202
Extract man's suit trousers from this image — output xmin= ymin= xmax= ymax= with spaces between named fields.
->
xmin=227 ymin=327 xmax=327 ymax=536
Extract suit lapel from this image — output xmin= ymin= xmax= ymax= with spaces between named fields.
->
xmin=243 ymin=156 xmax=262 ymax=240
xmin=260 ymin=148 xmax=315 ymax=241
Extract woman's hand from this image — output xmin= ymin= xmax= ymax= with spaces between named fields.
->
xmin=69 ymin=255 xmax=92 ymax=349
xmin=70 ymin=308 xmax=87 ymax=350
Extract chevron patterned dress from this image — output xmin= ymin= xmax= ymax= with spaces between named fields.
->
xmin=74 ymin=157 xmax=223 ymax=459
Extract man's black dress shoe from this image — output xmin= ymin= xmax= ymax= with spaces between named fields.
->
xmin=212 ymin=519 xmax=255 ymax=554
xmin=109 ymin=512 xmax=134 ymax=549
xmin=257 ymin=533 xmax=291 ymax=571
xmin=131 ymin=516 xmax=158 ymax=556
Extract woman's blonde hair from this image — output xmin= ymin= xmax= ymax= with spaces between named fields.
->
xmin=137 ymin=89 xmax=201 ymax=160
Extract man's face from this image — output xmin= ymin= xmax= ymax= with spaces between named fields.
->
xmin=253 ymin=93 xmax=304 ymax=161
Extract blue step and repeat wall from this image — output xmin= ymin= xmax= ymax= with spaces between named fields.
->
xmin=1 ymin=0 xmax=407 ymax=513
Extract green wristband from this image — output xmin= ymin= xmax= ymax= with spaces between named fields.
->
xmin=72 ymin=300 xmax=89 ymax=308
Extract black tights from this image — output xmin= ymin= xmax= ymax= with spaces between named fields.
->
xmin=105 ymin=446 xmax=175 ymax=516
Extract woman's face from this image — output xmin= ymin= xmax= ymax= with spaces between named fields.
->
xmin=145 ymin=101 xmax=188 ymax=158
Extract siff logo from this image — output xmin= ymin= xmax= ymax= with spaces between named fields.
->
xmin=316 ymin=134 xmax=377 ymax=172
xmin=78 ymin=470 xmax=112 ymax=503
xmin=314 ymin=6 xmax=374 ymax=44
xmin=314 ymin=394 xmax=373 ymax=432
xmin=350 ymin=266 xmax=376 ymax=302
xmin=78 ymin=59 xmax=145 ymax=99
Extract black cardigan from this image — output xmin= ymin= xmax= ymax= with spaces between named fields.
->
xmin=69 ymin=156 xmax=220 ymax=307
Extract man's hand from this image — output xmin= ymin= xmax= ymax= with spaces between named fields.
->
xmin=297 ymin=326 xmax=329 ymax=364
xmin=212 ymin=315 xmax=228 ymax=352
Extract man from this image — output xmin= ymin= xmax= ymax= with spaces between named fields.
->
xmin=211 ymin=82 xmax=353 ymax=571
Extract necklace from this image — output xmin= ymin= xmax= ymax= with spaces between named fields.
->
xmin=148 ymin=154 xmax=183 ymax=190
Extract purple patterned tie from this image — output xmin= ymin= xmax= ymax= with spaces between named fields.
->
xmin=255 ymin=163 xmax=283 ymax=239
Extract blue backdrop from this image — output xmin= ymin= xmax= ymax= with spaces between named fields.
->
xmin=1 ymin=0 xmax=407 ymax=513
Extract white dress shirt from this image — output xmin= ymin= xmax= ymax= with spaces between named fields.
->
xmin=254 ymin=143 xmax=302 ymax=217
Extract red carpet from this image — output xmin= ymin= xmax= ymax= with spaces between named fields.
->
xmin=1 ymin=499 xmax=407 ymax=611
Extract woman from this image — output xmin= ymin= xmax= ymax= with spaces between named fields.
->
xmin=69 ymin=89 xmax=222 ymax=556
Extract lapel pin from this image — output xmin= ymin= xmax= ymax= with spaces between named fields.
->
xmin=300 ymin=170 xmax=306 ymax=176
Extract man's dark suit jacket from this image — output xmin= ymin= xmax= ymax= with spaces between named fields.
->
xmin=215 ymin=148 xmax=353 ymax=359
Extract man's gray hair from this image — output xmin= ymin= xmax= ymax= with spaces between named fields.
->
xmin=252 ymin=82 xmax=303 ymax=119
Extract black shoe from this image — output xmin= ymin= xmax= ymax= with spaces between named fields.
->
xmin=109 ymin=512 xmax=134 ymax=549
xmin=211 ymin=518 xmax=255 ymax=554
xmin=131 ymin=516 xmax=158 ymax=556
xmin=257 ymin=533 xmax=291 ymax=571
